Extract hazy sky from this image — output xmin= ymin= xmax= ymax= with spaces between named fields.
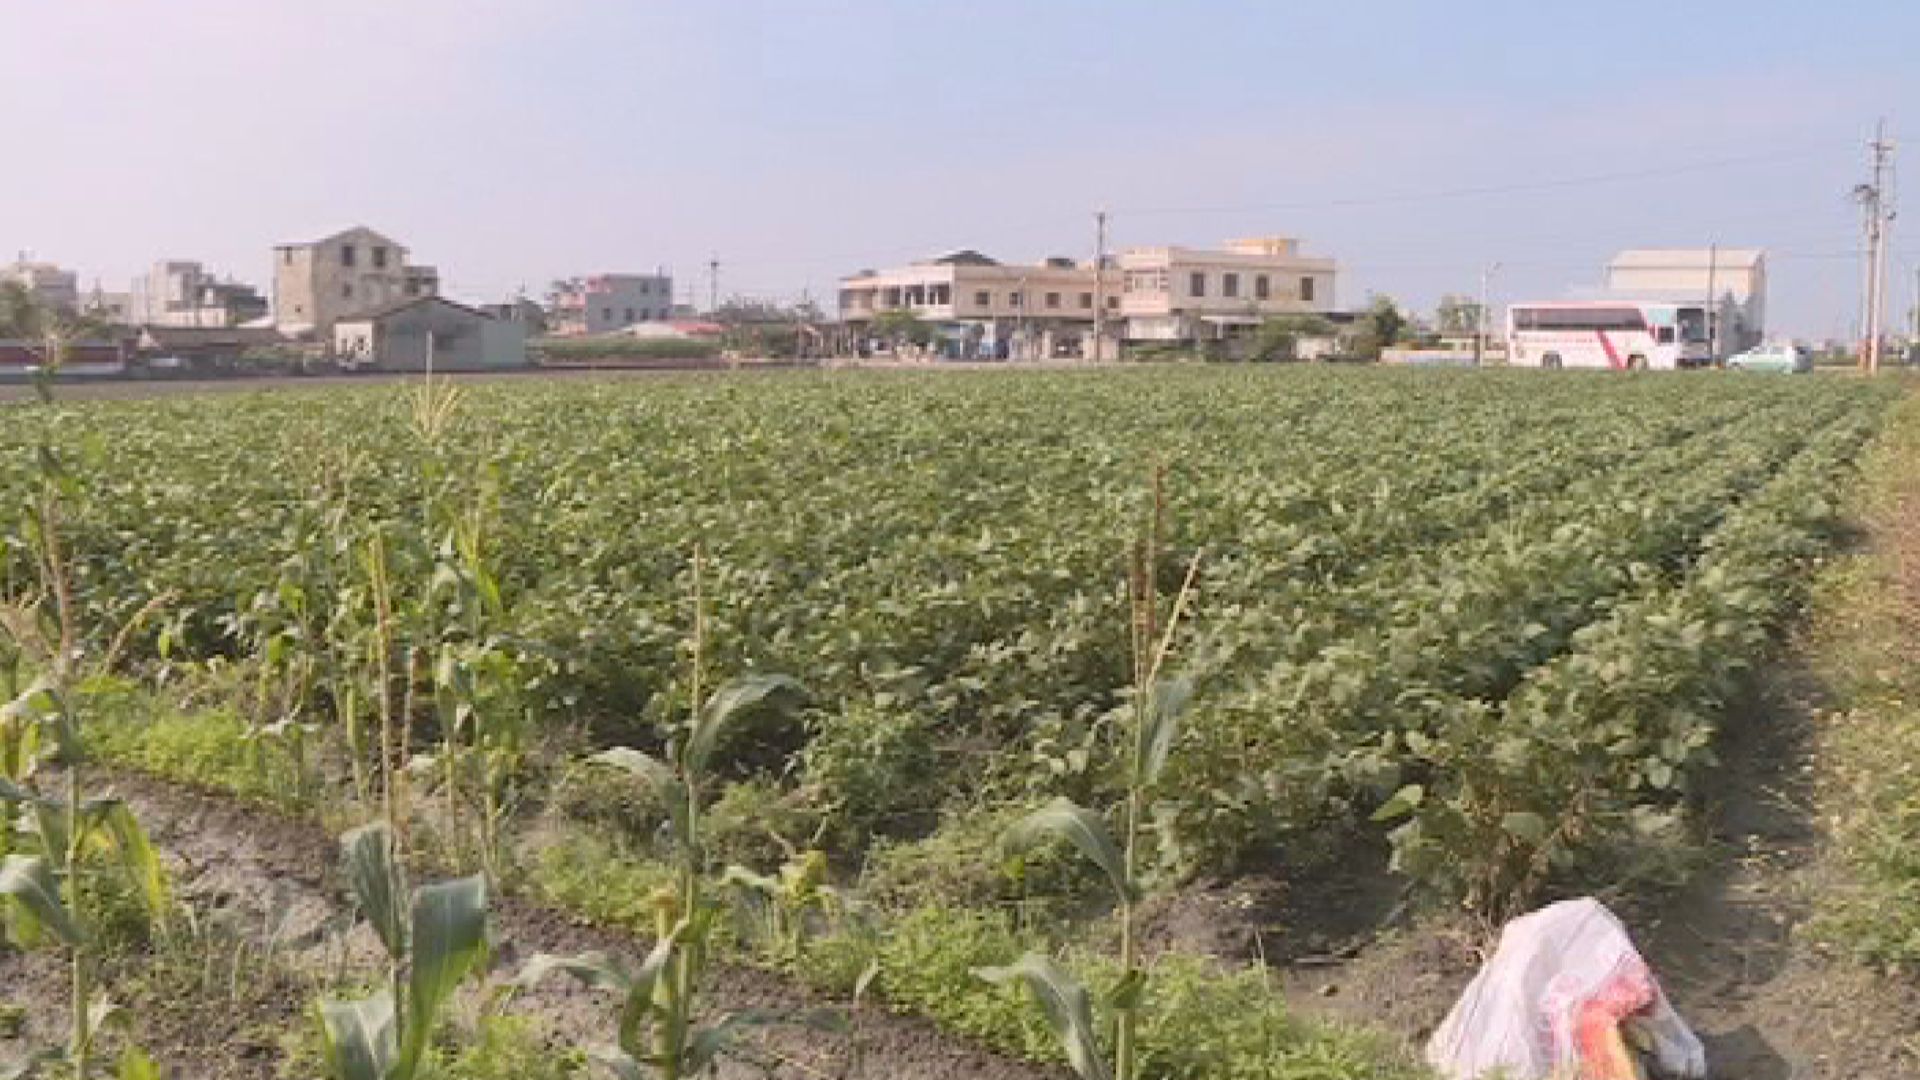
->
xmin=2 ymin=1 xmax=1912 ymax=337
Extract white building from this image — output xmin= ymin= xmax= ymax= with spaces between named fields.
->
xmin=1118 ymin=237 xmax=1338 ymax=344
xmin=131 ymin=260 xmax=268 ymax=327
xmin=549 ymin=273 xmax=674 ymax=335
xmin=1605 ymin=248 xmax=1765 ymax=357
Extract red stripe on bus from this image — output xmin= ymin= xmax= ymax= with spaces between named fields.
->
xmin=1595 ymin=330 xmax=1622 ymax=368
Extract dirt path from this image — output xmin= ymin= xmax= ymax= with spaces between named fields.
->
xmin=3 ymin=770 xmax=1062 ymax=1080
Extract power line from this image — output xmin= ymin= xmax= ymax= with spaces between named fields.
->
xmin=1112 ymin=146 xmax=1842 ymax=218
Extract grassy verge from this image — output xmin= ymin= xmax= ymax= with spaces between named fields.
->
xmin=1805 ymin=388 xmax=1920 ymax=967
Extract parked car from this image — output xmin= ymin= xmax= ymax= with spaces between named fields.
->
xmin=1725 ymin=343 xmax=1812 ymax=373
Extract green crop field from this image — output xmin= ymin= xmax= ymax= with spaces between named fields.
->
xmin=0 ymin=365 xmax=1903 ymax=1079
xmin=5 ymin=367 xmax=1894 ymax=896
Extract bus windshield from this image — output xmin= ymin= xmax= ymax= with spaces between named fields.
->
xmin=1675 ymin=307 xmax=1708 ymax=342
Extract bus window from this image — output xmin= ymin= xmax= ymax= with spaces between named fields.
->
xmin=1655 ymin=327 xmax=1675 ymax=344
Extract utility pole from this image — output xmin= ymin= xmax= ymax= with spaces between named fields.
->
xmin=1704 ymin=241 xmax=1718 ymax=364
xmin=1475 ymin=261 xmax=1500 ymax=365
xmin=1092 ymin=209 xmax=1109 ymax=363
xmin=1855 ymin=120 xmax=1897 ymax=374
xmin=708 ymin=254 xmax=720 ymax=315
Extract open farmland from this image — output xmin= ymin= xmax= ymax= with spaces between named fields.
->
xmin=1 ymin=365 xmax=1911 ymax=1078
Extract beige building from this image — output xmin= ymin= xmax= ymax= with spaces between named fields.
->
xmin=272 ymin=226 xmax=440 ymax=335
xmin=839 ymin=251 xmax=1119 ymax=359
xmin=333 ymin=296 xmax=527 ymax=371
xmin=1605 ymin=248 xmax=1765 ymax=356
xmin=1119 ymin=237 xmax=1337 ymax=343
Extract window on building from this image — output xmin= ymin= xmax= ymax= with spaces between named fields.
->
xmin=602 ymin=307 xmax=613 ymax=322
xmin=341 ymin=245 xmax=356 ymax=268
xmin=1223 ymin=273 xmax=1239 ymax=298
xmin=1299 ymin=277 xmax=1316 ymax=303
xmin=1107 ymin=296 xmax=1120 ymax=310
xmin=639 ymin=281 xmax=651 ymax=294
xmin=342 ymin=283 xmax=353 ymax=299
xmin=975 ymin=290 xmax=991 ymax=306
xmin=1255 ymin=275 xmax=1271 ymax=300
xmin=1010 ymin=291 xmax=1023 ymax=307
xmin=624 ymin=307 xmax=635 ymax=322
xmin=1189 ymin=272 xmax=1206 ymax=297
xmin=1079 ymin=292 xmax=1093 ymax=309
xmin=372 ymin=246 xmax=388 ymax=269
xmin=1046 ymin=292 xmax=1061 ymax=309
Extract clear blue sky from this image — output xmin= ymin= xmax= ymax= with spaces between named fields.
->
xmin=2 ymin=1 xmax=1912 ymax=337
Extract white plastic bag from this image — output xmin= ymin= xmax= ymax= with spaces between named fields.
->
xmin=1426 ymin=896 xmax=1706 ymax=1080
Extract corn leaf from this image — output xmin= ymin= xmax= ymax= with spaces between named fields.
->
xmin=316 ymin=992 xmax=396 ymax=1080
xmin=1005 ymin=797 xmax=1134 ymax=904
xmin=975 ymin=953 xmax=1109 ymax=1080
xmin=94 ymin=801 xmax=168 ymax=920
xmin=1135 ymin=676 xmax=1193 ymax=788
xmin=686 ymin=674 xmax=805 ymax=776
xmin=400 ymin=874 xmax=489 ymax=1076
xmin=0 ymin=854 xmax=81 ymax=945
xmin=340 ymin=823 xmax=406 ymax=961
xmin=589 ymin=746 xmax=689 ymax=853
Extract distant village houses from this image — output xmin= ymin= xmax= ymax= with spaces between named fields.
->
xmin=838 ymin=237 xmax=1339 ymax=359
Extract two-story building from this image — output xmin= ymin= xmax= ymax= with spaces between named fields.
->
xmin=271 ymin=226 xmax=440 ymax=335
xmin=838 ymin=251 xmax=1119 ymax=359
xmin=548 ymin=273 xmax=675 ymax=335
xmin=1118 ymin=237 xmax=1338 ymax=345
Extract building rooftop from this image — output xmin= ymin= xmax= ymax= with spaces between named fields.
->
xmin=1609 ymin=248 xmax=1765 ymax=270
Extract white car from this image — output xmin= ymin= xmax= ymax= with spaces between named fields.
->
xmin=1725 ymin=343 xmax=1812 ymax=373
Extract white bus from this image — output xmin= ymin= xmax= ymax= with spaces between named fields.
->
xmin=1506 ymin=300 xmax=1711 ymax=371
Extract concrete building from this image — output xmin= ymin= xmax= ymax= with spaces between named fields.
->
xmin=548 ymin=273 xmax=674 ymax=335
xmin=3 ymin=258 xmax=79 ymax=312
xmin=333 ymin=296 xmax=527 ymax=371
xmin=838 ymin=251 xmax=1120 ymax=359
xmin=132 ymin=260 xmax=268 ymax=327
xmin=1119 ymin=237 xmax=1337 ymax=344
xmin=1605 ymin=248 xmax=1766 ymax=356
xmin=272 ymin=226 xmax=439 ymax=335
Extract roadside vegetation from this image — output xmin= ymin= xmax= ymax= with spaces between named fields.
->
xmin=3 ymin=365 xmax=1913 ymax=1078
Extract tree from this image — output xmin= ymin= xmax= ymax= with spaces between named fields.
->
xmin=1342 ymin=295 xmax=1408 ymax=360
xmin=0 ymin=280 xmax=44 ymax=339
xmin=1250 ymin=314 xmax=1334 ymax=362
xmin=1435 ymin=294 xmax=1483 ymax=337
xmin=870 ymin=308 xmax=935 ymax=349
